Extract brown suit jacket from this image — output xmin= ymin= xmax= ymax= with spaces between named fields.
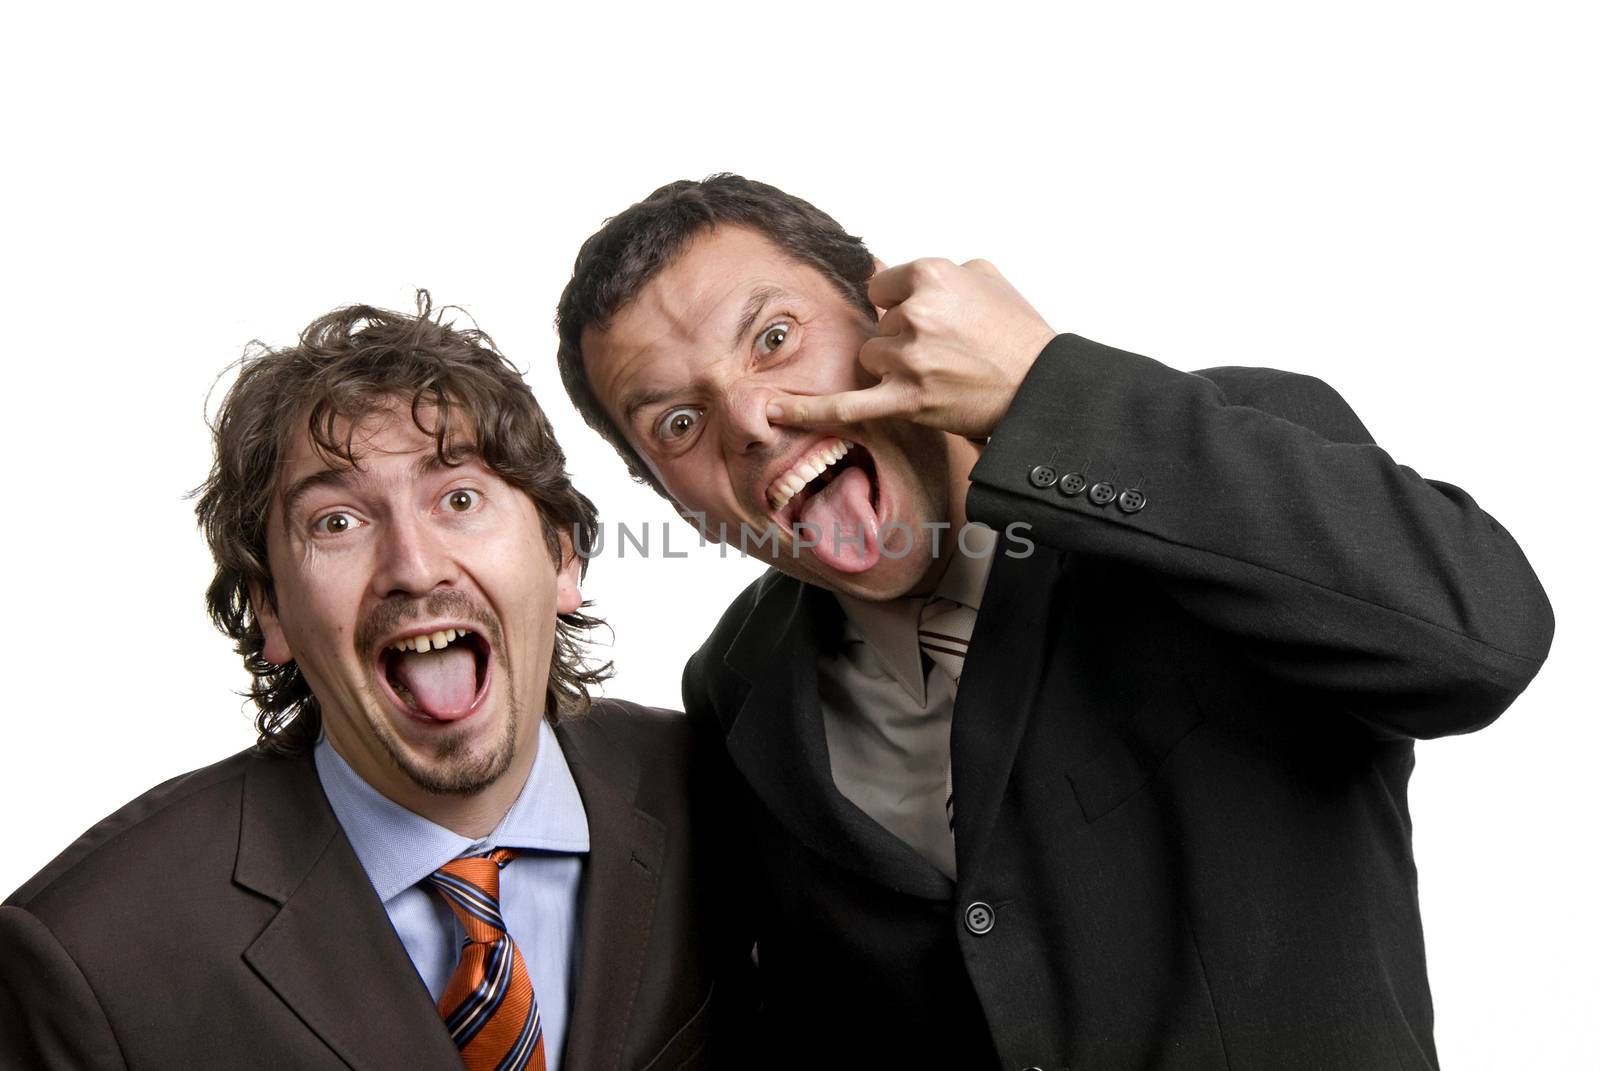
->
xmin=0 ymin=700 xmax=719 ymax=1071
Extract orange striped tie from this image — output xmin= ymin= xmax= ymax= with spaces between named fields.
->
xmin=427 ymin=849 xmax=546 ymax=1071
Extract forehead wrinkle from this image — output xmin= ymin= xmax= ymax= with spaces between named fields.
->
xmin=610 ymin=278 xmax=789 ymax=428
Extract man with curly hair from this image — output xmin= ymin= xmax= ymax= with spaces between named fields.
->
xmin=1 ymin=296 xmax=724 ymax=1071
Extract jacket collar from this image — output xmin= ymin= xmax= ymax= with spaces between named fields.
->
xmin=721 ymin=574 xmax=954 ymax=900
xmin=234 ymin=749 xmax=463 ymax=1070
xmin=553 ymin=711 xmax=665 ymax=1071
xmin=233 ymin=718 xmax=667 ymax=1071
xmin=720 ymin=548 xmax=1050 ymax=895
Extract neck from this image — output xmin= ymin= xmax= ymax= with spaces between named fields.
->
xmin=413 ymin=757 xmax=534 ymax=840
xmin=325 ymin=723 xmax=540 ymax=840
xmin=944 ymin=433 xmax=984 ymax=531
xmin=908 ymin=433 xmax=986 ymax=597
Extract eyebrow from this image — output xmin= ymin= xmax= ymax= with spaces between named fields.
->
xmin=622 ymin=385 xmax=681 ymax=426
xmin=731 ymin=285 xmax=785 ymax=350
xmin=619 ymin=284 xmax=788 ymax=427
xmin=279 ymin=445 xmax=481 ymax=530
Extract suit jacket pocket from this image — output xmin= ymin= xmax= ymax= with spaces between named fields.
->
xmin=1064 ymin=678 xmax=1204 ymax=823
xmin=638 ymin=983 xmax=713 ymax=1071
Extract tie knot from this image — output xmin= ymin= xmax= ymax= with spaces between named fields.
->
xmin=428 ymin=847 xmax=516 ymax=943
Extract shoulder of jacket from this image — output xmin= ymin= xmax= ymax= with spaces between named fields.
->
xmin=566 ymin=697 xmax=690 ymax=752
xmin=6 ymin=746 xmax=278 ymax=909
xmin=687 ymin=567 xmax=797 ymax=674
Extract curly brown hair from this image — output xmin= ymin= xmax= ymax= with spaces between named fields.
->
xmin=194 ymin=292 xmax=611 ymax=753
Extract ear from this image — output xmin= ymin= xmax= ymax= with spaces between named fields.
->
xmin=555 ymin=532 xmax=584 ymax=615
xmin=249 ymin=581 xmax=295 ymax=665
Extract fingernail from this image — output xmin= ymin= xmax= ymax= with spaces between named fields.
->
xmin=766 ymin=403 xmax=783 ymax=420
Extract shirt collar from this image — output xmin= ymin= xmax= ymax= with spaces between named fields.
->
xmin=314 ymin=718 xmax=590 ymax=905
xmin=833 ymin=523 xmax=998 ymax=704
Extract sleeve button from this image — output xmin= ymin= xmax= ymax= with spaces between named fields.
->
xmin=1057 ymin=471 xmax=1087 ymax=496
xmin=1088 ymin=481 xmax=1117 ymax=506
xmin=1028 ymin=465 xmax=1058 ymax=488
xmin=1117 ymin=488 xmax=1147 ymax=513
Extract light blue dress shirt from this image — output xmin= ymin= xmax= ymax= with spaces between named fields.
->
xmin=314 ymin=720 xmax=589 ymax=1070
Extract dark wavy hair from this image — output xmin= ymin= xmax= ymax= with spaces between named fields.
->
xmin=194 ymin=292 xmax=611 ymax=754
xmin=555 ymin=173 xmax=877 ymax=497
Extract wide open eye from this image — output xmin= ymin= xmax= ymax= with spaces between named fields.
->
xmin=757 ymin=322 xmax=790 ymax=355
xmin=443 ymin=488 xmax=481 ymax=513
xmin=312 ymin=511 xmax=358 ymax=535
xmin=656 ymin=406 xmax=701 ymax=441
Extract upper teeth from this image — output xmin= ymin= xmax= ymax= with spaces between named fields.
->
xmin=769 ymin=439 xmax=854 ymax=510
xmin=388 ymin=627 xmax=470 ymax=654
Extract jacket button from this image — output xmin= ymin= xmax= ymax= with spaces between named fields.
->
xmin=1028 ymin=465 xmax=1057 ymax=488
xmin=1088 ymin=481 xmax=1117 ymax=506
xmin=964 ymin=900 xmax=995 ymax=934
xmin=1118 ymin=488 xmax=1147 ymax=513
xmin=1057 ymin=471 xmax=1087 ymax=496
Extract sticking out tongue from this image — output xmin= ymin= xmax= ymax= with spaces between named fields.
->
xmin=391 ymin=646 xmax=478 ymax=721
xmin=797 ymin=465 xmax=881 ymax=573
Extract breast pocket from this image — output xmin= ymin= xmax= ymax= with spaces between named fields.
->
xmin=1063 ymin=678 xmax=1205 ymax=823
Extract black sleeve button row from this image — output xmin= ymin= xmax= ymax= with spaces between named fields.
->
xmin=964 ymin=900 xmax=995 ymax=935
xmin=1031 ymin=465 xmax=1149 ymax=514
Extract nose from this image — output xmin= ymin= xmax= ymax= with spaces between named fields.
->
xmin=719 ymin=378 xmax=780 ymax=455
xmin=370 ymin=511 xmax=458 ymax=600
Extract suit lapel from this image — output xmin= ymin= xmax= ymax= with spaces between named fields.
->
xmin=721 ymin=576 xmax=953 ymax=900
xmin=234 ymin=751 xmax=461 ymax=1071
xmin=949 ymin=548 xmax=1054 ymax=883
xmin=555 ymin=715 xmax=665 ymax=1071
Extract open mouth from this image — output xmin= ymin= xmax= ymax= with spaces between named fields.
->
xmin=376 ymin=626 xmax=492 ymax=723
xmin=765 ymin=437 xmax=885 ymax=573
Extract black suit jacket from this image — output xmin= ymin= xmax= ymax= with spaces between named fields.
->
xmin=1 ymin=700 xmax=720 ymax=1071
xmin=684 ymin=336 xmax=1554 ymax=1071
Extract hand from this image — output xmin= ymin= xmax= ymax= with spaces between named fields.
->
xmin=766 ymin=257 xmax=1057 ymax=439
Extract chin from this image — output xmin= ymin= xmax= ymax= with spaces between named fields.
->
xmin=379 ymin=698 xmax=523 ymax=798
xmin=797 ymin=540 xmax=939 ymax=602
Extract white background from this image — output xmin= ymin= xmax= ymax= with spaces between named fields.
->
xmin=2 ymin=3 xmax=1594 ymax=1065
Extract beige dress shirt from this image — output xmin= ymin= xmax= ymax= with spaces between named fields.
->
xmin=819 ymin=526 xmax=997 ymax=880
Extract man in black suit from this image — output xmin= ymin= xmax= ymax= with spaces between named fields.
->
xmin=1 ymin=296 xmax=720 ymax=1070
xmin=556 ymin=175 xmax=1554 ymax=1069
